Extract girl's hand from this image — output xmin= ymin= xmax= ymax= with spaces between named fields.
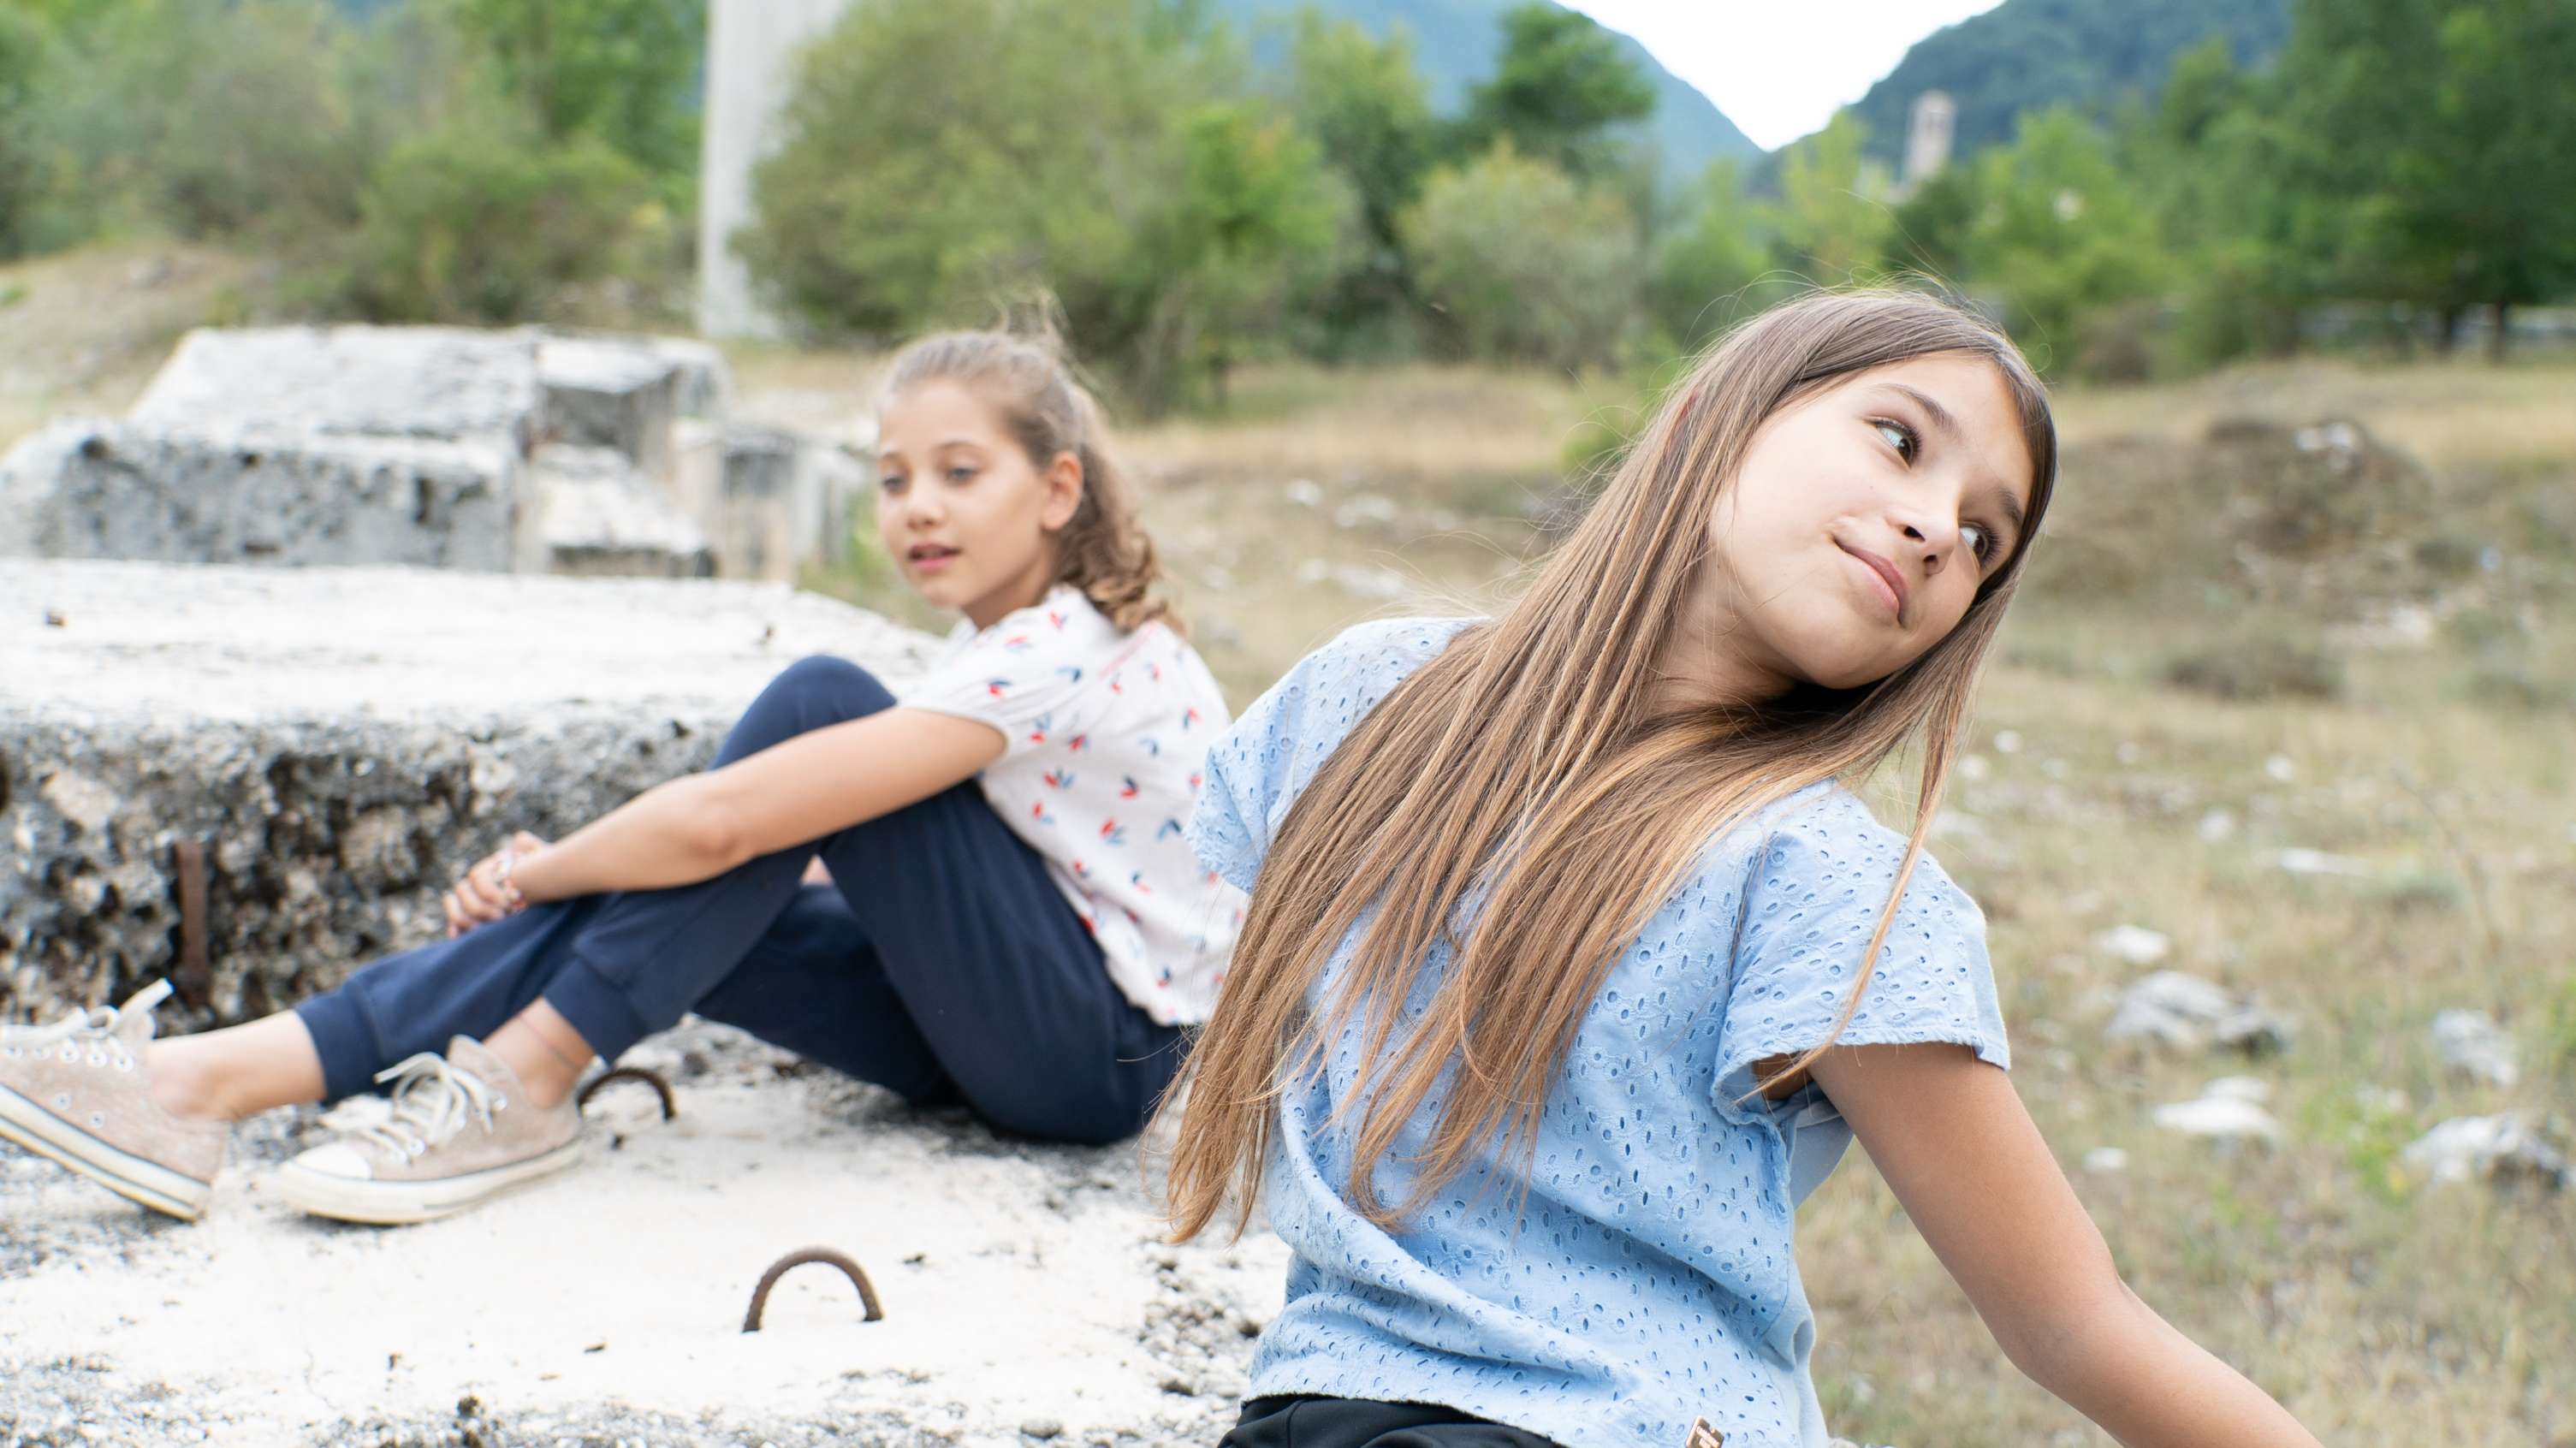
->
xmin=443 ymin=832 xmax=549 ymax=938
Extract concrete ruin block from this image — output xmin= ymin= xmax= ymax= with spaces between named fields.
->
xmin=649 ymin=335 xmax=732 ymax=418
xmin=715 ymin=424 xmax=871 ymax=580
xmin=538 ymin=335 xmax=683 ymax=484
xmin=718 ymin=424 xmax=801 ymax=579
xmin=130 ymin=324 xmax=544 ymax=451
xmin=0 ymin=418 xmax=522 ymax=570
xmin=1 ymin=560 xmax=939 ymax=1031
xmin=531 ymin=443 xmax=715 ymax=578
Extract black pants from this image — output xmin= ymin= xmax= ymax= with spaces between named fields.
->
xmin=1223 ymin=1398 xmax=1567 ymax=1448
xmin=293 ymin=656 xmax=1186 ymax=1146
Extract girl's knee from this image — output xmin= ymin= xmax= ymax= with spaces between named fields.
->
xmin=761 ymin=655 xmax=897 ymax=721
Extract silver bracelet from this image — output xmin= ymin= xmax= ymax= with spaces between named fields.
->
xmin=492 ymin=843 xmax=526 ymax=907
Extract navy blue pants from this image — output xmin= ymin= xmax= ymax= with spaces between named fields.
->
xmin=1222 ymin=1398 xmax=1564 ymax=1448
xmin=294 ymin=656 xmax=1187 ymax=1146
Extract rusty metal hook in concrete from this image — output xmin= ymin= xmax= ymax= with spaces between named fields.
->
xmin=575 ymin=1066 xmax=677 ymax=1121
xmin=742 ymin=1248 xmax=885 ymax=1332
xmin=171 ymin=839 xmax=211 ymax=1007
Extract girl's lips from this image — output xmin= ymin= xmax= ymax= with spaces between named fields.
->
xmin=1837 ymin=542 xmax=1908 ymax=622
xmin=906 ymin=545 xmax=960 ymax=573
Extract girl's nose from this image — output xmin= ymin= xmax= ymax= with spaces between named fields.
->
xmin=1894 ymin=513 xmax=1960 ymax=577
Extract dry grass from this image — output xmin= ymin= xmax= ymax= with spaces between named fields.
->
xmin=2053 ymin=353 xmax=2576 ymax=476
xmin=0 ymin=242 xmax=271 ymax=449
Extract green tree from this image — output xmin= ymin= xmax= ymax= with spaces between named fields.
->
xmin=1279 ymin=10 xmax=1435 ymax=356
xmin=1883 ymin=163 xmax=1979 ymax=285
xmin=33 ymin=0 xmax=377 ymax=242
xmin=443 ymin=0 xmax=704 ymax=195
xmin=1136 ymin=101 xmax=1350 ymax=408
xmin=1400 ymin=141 xmax=1639 ymax=371
xmin=2119 ymin=37 xmax=2310 ymax=365
xmin=2270 ymin=0 xmax=2576 ymax=356
xmin=1650 ymin=160 xmax=1773 ymax=348
xmin=1285 ymin=11 xmax=1433 ymax=258
xmin=1955 ymin=108 xmax=2167 ymax=374
xmin=742 ymin=0 xmax=1338 ymax=412
xmin=2399 ymin=0 xmax=2576 ymax=357
xmin=1457 ymin=3 xmax=1653 ymax=181
xmin=1767 ymin=113 xmax=1889 ymax=283
xmin=335 ymin=112 xmax=658 ymax=323
xmin=0 ymin=7 xmax=50 ymax=258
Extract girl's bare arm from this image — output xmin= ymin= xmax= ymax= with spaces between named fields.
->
xmin=1807 ymin=1042 xmax=2324 ymax=1448
xmin=500 ymin=709 xmax=1005 ymax=905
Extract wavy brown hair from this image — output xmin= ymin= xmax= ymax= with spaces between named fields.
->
xmin=883 ymin=330 xmax=1175 ymax=632
xmin=1163 ymin=289 xmax=2058 ymax=1241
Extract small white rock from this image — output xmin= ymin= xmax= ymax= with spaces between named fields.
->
xmin=1993 ymin=728 xmax=2023 ymax=754
xmin=2082 ymin=1147 xmax=2128 ymax=1173
xmin=2430 ymin=1010 xmax=2520 ymax=1088
xmin=2402 ymin=1113 xmax=2567 ymax=1189
xmin=2203 ymin=1075 xmax=2273 ymax=1105
xmin=2093 ymin=924 xmax=2171 ymax=966
xmin=2196 ymin=809 xmax=2236 ymax=842
xmin=2152 ymin=1095 xmax=2282 ymax=1142
xmin=2264 ymin=847 xmax=2371 ymax=878
xmin=1283 ymin=479 xmax=1322 ymax=506
xmin=2264 ymin=754 xmax=2296 ymax=782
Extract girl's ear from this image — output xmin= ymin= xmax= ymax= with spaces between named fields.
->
xmin=1040 ymin=449 xmax=1086 ymax=532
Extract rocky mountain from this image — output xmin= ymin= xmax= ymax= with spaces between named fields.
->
xmin=1838 ymin=0 xmax=2291 ymax=166
xmin=1208 ymin=0 xmax=1764 ymax=176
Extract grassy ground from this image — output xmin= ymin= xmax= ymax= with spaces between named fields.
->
xmin=0 ymin=242 xmax=276 ymax=448
xmin=786 ymin=347 xmax=2576 ymax=1445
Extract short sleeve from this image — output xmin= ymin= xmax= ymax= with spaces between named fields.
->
xmin=1188 ymin=649 xmax=1317 ymax=893
xmin=1714 ymin=792 xmax=2009 ymax=1110
xmin=899 ymin=622 xmax=1095 ymax=760
xmin=1188 ymin=616 xmax=1476 ymax=893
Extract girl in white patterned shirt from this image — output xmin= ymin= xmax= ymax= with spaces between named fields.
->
xmin=1 ymin=331 xmax=1240 ymax=1227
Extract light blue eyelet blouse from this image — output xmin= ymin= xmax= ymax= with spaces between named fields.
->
xmin=1188 ymin=618 xmax=2010 ymax=1448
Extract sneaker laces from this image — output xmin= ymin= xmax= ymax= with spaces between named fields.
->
xmin=1 ymin=979 xmax=168 ymax=1063
xmin=354 ymin=1053 xmax=500 ymax=1160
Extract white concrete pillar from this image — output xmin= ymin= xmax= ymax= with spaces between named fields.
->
xmin=697 ymin=0 xmax=858 ymax=339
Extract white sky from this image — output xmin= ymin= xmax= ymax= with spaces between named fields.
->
xmin=1562 ymin=1 xmax=2010 ymax=151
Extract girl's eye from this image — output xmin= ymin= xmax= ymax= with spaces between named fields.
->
xmin=1963 ymin=522 xmax=1996 ymax=563
xmin=877 ymin=475 xmax=905 ymax=492
xmin=946 ymin=465 xmax=977 ymax=484
xmin=1873 ymin=418 xmax=1918 ymax=463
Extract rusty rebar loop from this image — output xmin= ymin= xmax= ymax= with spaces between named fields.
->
xmin=172 ymin=839 xmax=211 ymax=1006
xmin=575 ymin=1066 xmax=677 ymax=1121
xmin=742 ymin=1248 xmax=884 ymax=1332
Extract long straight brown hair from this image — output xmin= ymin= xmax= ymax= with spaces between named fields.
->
xmin=1162 ymin=289 xmax=2059 ymax=1241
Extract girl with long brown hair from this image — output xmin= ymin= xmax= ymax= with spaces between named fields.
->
xmin=3 ymin=329 xmax=1242 ymax=1226
xmin=1172 ymin=292 xmax=2323 ymax=1448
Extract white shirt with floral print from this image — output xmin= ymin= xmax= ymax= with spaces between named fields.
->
xmin=900 ymin=585 xmax=1243 ymax=1025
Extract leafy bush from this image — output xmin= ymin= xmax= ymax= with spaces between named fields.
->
xmin=0 ymin=7 xmax=54 ymax=258
xmin=1400 ymin=142 xmax=1640 ymax=371
xmin=35 ymin=0 xmax=378 ymax=244
xmin=331 ymin=116 xmax=662 ymax=324
xmin=741 ymin=0 xmax=1344 ymax=412
xmin=1651 ymin=162 xmax=1781 ymax=349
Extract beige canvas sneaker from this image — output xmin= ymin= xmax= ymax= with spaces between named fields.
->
xmin=273 ymin=1036 xmax=581 ymax=1225
xmin=0 ymin=979 xmax=229 ymax=1220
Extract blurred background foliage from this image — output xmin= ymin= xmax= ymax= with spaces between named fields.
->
xmin=0 ymin=0 xmax=2571 ymax=415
